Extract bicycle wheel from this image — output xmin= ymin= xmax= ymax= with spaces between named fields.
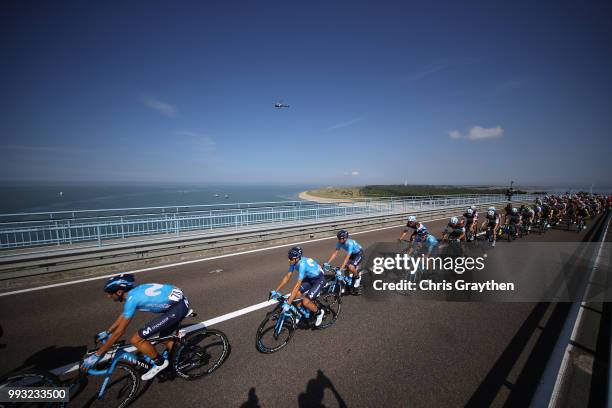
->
xmin=256 ymin=308 xmax=295 ymax=353
xmin=76 ymin=362 xmax=139 ymax=408
xmin=316 ymin=291 xmax=341 ymax=330
xmin=173 ymin=328 xmax=230 ymax=379
xmin=0 ymin=370 xmax=62 ymax=408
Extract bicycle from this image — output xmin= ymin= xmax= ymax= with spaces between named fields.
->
xmin=465 ymin=221 xmax=480 ymax=242
xmin=255 ymin=292 xmax=340 ymax=354
xmin=485 ymin=226 xmax=495 ymax=246
xmin=0 ymin=310 xmax=230 ymax=408
xmin=323 ymin=265 xmax=362 ymax=297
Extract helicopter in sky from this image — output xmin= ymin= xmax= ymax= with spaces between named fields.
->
xmin=274 ymin=100 xmax=290 ymax=108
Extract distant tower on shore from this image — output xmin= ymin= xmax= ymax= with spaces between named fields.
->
xmin=404 ymin=180 xmax=408 ymax=187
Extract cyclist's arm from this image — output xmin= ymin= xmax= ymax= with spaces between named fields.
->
xmin=399 ymin=230 xmax=408 ymax=241
xmin=326 ymin=249 xmax=339 ymax=264
xmin=107 ymin=314 xmax=124 ymax=334
xmin=275 ymin=272 xmax=292 ymax=293
xmin=97 ymin=315 xmax=132 ymax=356
xmin=286 ymin=279 xmax=302 ymax=305
xmin=339 ymin=251 xmax=352 ymax=270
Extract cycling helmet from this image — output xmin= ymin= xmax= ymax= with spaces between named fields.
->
xmin=512 ymin=207 xmax=518 ymax=214
xmin=407 ymin=215 xmax=417 ymax=222
xmin=488 ymin=206 xmax=495 ymax=211
xmin=104 ymin=274 xmax=135 ymax=294
xmin=337 ymin=230 xmax=349 ymax=240
xmin=450 ymin=216 xmax=459 ymax=225
xmin=466 ymin=208 xmax=474 ymax=216
xmin=288 ymin=246 xmax=303 ymax=260
xmin=487 ymin=209 xmax=495 ymax=217
xmin=470 ymin=205 xmax=476 ymax=210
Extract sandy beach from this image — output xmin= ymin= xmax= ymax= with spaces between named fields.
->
xmin=298 ymin=191 xmax=349 ymax=203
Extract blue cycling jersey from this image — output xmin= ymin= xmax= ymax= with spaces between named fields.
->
xmin=336 ymin=238 xmax=362 ymax=255
xmin=122 ymin=284 xmax=185 ymax=318
xmin=415 ymin=234 xmax=438 ymax=250
xmin=288 ymin=257 xmax=323 ymax=280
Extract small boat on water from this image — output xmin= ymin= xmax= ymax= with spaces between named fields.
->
xmin=214 ymin=193 xmax=220 ymax=197
xmin=224 ymin=195 xmax=229 ymax=199
xmin=59 ymin=191 xmax=64 ymax=197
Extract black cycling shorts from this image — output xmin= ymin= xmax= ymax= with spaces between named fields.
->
xmin=138 ymin=298 xmax=189 ymax=339
xmin=348 ymin=251 xmax=364 ymax=268
xmin=299 ymin=274 xmax=325 ymax=301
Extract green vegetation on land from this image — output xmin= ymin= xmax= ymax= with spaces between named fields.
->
xmin=307 ymin=185 xmax=527 ymax=199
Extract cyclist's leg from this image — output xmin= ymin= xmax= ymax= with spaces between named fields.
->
xmin=301 ymin=275 xmax=326 ymax=325
xmin=299 ymin=280 xmax=319 ymax=314
xmin=131 ymin=299 xmax=189 ymax=361
xmin=347 ymin=251 xmax=363 ymax=288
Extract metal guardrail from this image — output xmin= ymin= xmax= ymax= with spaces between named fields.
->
xmin=0 ymin=194 xmax=537 ymax=250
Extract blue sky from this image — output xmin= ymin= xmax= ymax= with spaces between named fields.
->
xmin=1 ymin=0 xmax=611 ymax=187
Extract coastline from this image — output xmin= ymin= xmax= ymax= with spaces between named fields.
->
xmin=298 ymin=191 xmax=348 ymax=203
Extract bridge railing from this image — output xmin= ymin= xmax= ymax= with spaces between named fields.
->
xmin=0 ymin=194 xmax=536 ymax=249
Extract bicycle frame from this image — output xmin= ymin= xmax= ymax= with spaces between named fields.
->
xmin=273 ymin=301 xmax=303 ymax=337
xmin=88 ymin=349 xmax=150 ymax=400
xmin=87 ymin=331 xmax=183 ymax=399
xmin=326 ymin=268 xmax=352 ymax=295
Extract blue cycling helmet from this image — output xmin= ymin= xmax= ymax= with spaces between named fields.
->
xmin=337 ymin=230 xmax=349 ymax=240
xmin=288 ymin=246 xmax=303 ymax=260
xmin=104 ymin=274 xmax=135 ymax=294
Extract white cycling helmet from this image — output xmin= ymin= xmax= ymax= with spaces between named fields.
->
xmin=450 ymin=216 xmax=459 ymax=224
xmin=467 ymin=208 xmax=474 ymax=215
xmin=487 ymin=209 xmax=495 ymax=216
xmin=488 ymin=206 xmax=495 ymax=211
xmin=407 ymin=215 xmax=416 ymax=222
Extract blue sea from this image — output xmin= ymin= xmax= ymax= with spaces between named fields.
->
xmin=0 ymin=182 xmax=318 ymax=214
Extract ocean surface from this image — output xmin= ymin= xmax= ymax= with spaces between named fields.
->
xmin=0 ymin=183 xmax=608 ymax=214
xmin=0 ymin=183 xmax=317 ymax=214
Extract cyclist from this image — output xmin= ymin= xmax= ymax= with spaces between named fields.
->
xmin=271 ymin=247 xmax=325 ymax=327
xmin=541 ymin=201 xmax=552 ymax=227
xmin=325 ymin=230 xmax=364 ymax=293
xmin=81 ymin=274 xmax=190 ymax=381
xmin=577 ymin=204 xmax=590 ymax=229
xmin=520 ymin=204 xmax=534 ymax=233
xmin=463 ymin=207 xmax=478 ymax=241
xmin=409 ymin=229 xmax=439 ymax=259
xmin=481 ymin=206 xmax=501 ymax=247
xmin=442 ymin=216 xmax=466 ymax=242
xmin=502 ymin=202 xmax=513 ymax=225
xmin=508 ymin=207 xmax=522 ymax=239
xmin=399 ymin=215 xmax=427 ymax=243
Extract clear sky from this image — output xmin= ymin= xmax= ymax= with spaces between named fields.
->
xmin=1 ymin=0 xmax=611 ymax=187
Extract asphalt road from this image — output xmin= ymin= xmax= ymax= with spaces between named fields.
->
xmin=0 ymin=211 xmax=609 ymax=407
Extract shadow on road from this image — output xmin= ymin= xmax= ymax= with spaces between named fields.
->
xmin=298 ymin=369 xmax=347 ymax=408
xmin=466 ymin=210 xmax=609 ymax=407
xmin=240 ymin=387 xmax=261 ymax=408
xmin=1 ymin=344 xmax=87 ymax=375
